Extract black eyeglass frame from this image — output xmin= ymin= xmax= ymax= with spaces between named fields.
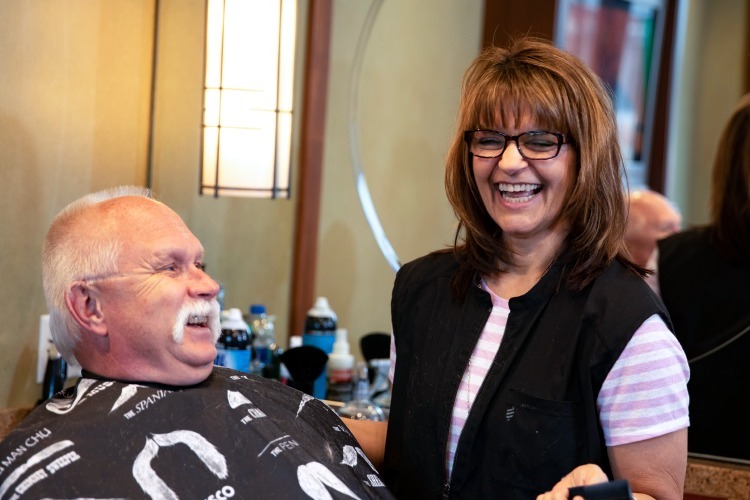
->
xmin=463 ymin=129 xmax=571 ymax=161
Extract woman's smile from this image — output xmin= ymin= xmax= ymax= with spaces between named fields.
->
xmin=496 ymin=182 xmax=544 ymax=203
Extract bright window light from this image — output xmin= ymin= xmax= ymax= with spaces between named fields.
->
xmin=201 ymin=0 xmax=296 ymax=198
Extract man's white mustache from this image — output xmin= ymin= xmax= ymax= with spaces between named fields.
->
xmin=172 ymin=299 xmax=221 ymax=344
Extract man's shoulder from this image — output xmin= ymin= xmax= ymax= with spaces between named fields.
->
xmin=0 ymin=372 xmax=394 ymax=499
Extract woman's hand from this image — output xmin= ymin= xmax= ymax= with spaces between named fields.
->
xmin=536 ymin=464 xmax=609 ymax=500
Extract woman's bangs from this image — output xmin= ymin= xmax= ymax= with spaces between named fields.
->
xmin=471 ymin=79 xmax=565 ymax=132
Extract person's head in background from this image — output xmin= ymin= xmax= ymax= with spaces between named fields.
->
xmin=445 ymin=37 xmax=631 ymax=292
xmin=624 ymin=189 xmax=682 ymax=267
xmin=710 ymin=92 xmax=750 ymax=262
xmin=42 ymin=186 xmax=221 ymax=386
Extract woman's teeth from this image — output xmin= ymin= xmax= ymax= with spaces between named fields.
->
xmin=496 ymin=183 xmax=542 ymax=203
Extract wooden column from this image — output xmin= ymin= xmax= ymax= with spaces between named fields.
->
xmin=289 ymin=0 xmax=333 ymax=340
xmin=647 ymin=0 xmax=678 ymax=193
xmin=482 ymin=0 xmax=556 ymax=48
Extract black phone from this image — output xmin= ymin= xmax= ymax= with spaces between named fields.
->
xmin=568 ymin=479 xmax=632 ymax=499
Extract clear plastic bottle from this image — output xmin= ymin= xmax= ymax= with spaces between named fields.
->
xmin=264 ymin=340 xmax=283 ymax=381
xmin=337 ymin=361 xmax=385 ymax=421
xmin=248 ymin=304 xmax=275 ymax=377
xmin=326 ymin=329 xmax=354 ymax=402
xmin=215 ymin=308 xmax=251 ymax=373
xmin=369 ymin=358 xmax=392 ymax=419
xmin=216 ymin=281 xmax=226 ymax=312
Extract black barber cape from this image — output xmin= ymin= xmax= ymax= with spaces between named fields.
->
xmin=0 ymin=367 xmax=392 ymax=499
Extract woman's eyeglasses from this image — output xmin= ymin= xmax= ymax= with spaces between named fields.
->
xmin=464 ymin=130 xmax=570 ymax=160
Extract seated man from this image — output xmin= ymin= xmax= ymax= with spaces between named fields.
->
xmin=624 ymin=189 xmax=682 ymax=268
xmin=0 ymin=186 xmax=392 ymax=499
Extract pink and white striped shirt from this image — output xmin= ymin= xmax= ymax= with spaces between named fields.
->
xmin=390 ymin=282 xmax=690 ymax=477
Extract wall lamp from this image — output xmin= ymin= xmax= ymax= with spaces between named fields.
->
xmin=201 ymin=0 xmax=297 ymax=198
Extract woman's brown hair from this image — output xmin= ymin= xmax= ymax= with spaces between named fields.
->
xmin=710 ymin=92 xmax=750 ymax=262
xmin=444 ymin=37 xmax=638 ymax=294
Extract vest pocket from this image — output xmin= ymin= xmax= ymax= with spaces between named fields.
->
xmin=487 ymin=388 xmax=580 ymax=491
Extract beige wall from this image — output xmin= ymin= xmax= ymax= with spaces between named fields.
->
xmin=0 ymin=1 xmax=154 ymax=406
xmin=0 ymin=0 xmax=482 ymax=407
xmin=314 ymin=1 xmax=482 ymax=343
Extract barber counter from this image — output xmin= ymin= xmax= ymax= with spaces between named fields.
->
xmin=685 ymin=457 xmax=750 ymax=499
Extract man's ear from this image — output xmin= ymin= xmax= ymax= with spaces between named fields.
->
xmin=66 ymin=282 xmax=108 ymax=336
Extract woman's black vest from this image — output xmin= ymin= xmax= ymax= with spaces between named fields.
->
xmin=384 ymin=251 xmax=668 ymax=498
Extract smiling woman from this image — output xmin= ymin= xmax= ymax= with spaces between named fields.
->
xmin=346 ymin=37 xmax=690 ymax=499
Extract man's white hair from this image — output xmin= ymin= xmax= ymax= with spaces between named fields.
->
xmin=42 ymin=186 xmax=154 ymax=364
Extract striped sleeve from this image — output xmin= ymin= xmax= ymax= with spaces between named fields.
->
xmin=597 ymin=314 xmax=690 ymax=446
